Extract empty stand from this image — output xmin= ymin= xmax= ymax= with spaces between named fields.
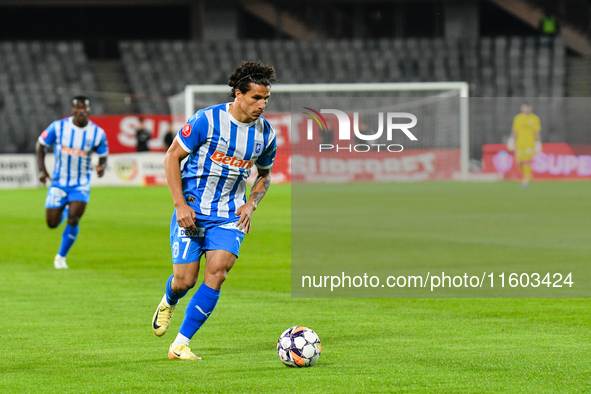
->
xmin=0 ymin=37 xmax=568 ymax=157
xmin=120 ymin=36 xmax=566 ymax=103
xmin=0 ymin=41 xmax=103 ymax=153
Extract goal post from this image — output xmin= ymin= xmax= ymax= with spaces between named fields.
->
xmin=170 ymin=82 xmax=470 ymax=181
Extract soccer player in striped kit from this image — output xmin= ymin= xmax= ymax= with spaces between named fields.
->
xmin=152 ymin=61 xmax=277 ymax=360
xmin=36 ymin=96 xmax=108 ymax=269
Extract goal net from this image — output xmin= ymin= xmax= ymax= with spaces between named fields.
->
xmin=169 ymin=83 xmax=469 ymax=182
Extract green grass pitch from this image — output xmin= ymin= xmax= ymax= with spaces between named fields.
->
xmin=0 ymin=182 xmax=590 ymax=393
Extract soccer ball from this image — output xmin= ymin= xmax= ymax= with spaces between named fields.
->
xmin=277 ymin=326 xmax=322 ymax=367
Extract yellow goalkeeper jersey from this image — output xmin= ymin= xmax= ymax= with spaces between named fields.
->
xmin=512 ymin=113 xmax=541 ymax=150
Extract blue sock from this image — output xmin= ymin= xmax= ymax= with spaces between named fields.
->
xmin=58 ymin=224 xmax=79 ymax=257
xmin=179 ymin=283 xmax=220 ymax=340
xmin=59 ymin=206 xmax=69 ymax=226
xmin=165 ymin=274 xmax=189 ymax=306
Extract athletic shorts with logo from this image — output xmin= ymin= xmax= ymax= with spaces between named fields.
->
xmin=516 ymin=147 xmax=534 ymax=162
xmin=169 ymin=209 xmax=245 ymax=263
xmin=45 ymin=185 xmax=91 ymax=209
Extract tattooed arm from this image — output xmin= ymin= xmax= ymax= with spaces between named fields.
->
xmin=236 ymin=167 xmax=272 ymax=234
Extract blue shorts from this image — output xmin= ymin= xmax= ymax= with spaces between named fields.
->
xmin=45 ymin=185 xmax=91 ymax=209
xmin=169 ymin=210 xmax=246 ymax=264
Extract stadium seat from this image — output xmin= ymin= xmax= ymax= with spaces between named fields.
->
xmin=0 ymin=41 xmax=104 ymax=153
xmin=0 ymin=36 xmax=569 ymax=154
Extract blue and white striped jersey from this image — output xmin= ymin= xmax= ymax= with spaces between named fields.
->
xmin=176 ymin=103 xmax=277 ymax=222
xmin=38 ymin=116 xmax=109 ymax=188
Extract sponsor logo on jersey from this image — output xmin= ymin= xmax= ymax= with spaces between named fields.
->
xmin=210 ymin=151 xmax=256 ymax=169
xmin=255 ymin=141 xmax=263 ymax=155
xmin=41 ymin=130 xmax=48 ymax=139
xmin=186 ymin=195 xmax=196 ymax=203
xmin=182 ymin=123 xmax=191 ymax=137
xmin=61 ymin=146 xmax=88 ymax=157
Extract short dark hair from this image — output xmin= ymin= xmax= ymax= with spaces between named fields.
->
xmin=72 ymin=96 xmax=90 ymax=107
xmin=228 ymin=61 xmax=276 ymax=98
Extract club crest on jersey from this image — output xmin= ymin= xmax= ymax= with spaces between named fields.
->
xmin=255 ymin=141 xmax=263 ymax=155
xmin=182 ymin=123 xmax=191 ymax=137
xmin=211 ymin=151 xmax=256 ymax=169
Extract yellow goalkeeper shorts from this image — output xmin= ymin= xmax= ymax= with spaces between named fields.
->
xmin=516 ymin=148 xmax=534 ymax=162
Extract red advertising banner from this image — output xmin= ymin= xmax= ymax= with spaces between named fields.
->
xmin=92 ymin=114 xmax=292 ymax=183
xmin=260 ymin=113 xmax=291 ymax=183
xmin=482 ymin=143 xmax=591 ymax=180
xmin=291 ymin=149 xmax=460 ymax=182
xmin=289 ymin=111 xmax=461 ymax=182
xmin=91 ymin=115 xmax=172 ymax=153
xmin=91 ymin=113 xmax=474 ymax=184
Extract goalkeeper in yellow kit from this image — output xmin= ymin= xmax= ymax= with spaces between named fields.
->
xmin=507 ymin=103 xmax=542 ymax=188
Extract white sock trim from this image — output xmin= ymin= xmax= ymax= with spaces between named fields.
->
xmin=172 ymin=333 xmax=190 ymax=348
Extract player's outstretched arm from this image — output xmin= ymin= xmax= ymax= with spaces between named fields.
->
xmin=237 ymin=167 xmax=272 ymax=234
xmin=36 ymin=141 xmax=49 ymax=184
xmin=164 ymin=139 xmax=197 ymax=229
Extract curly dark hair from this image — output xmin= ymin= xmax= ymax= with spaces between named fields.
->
xmin=228 ymin=60 xmax=276 ymax=98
